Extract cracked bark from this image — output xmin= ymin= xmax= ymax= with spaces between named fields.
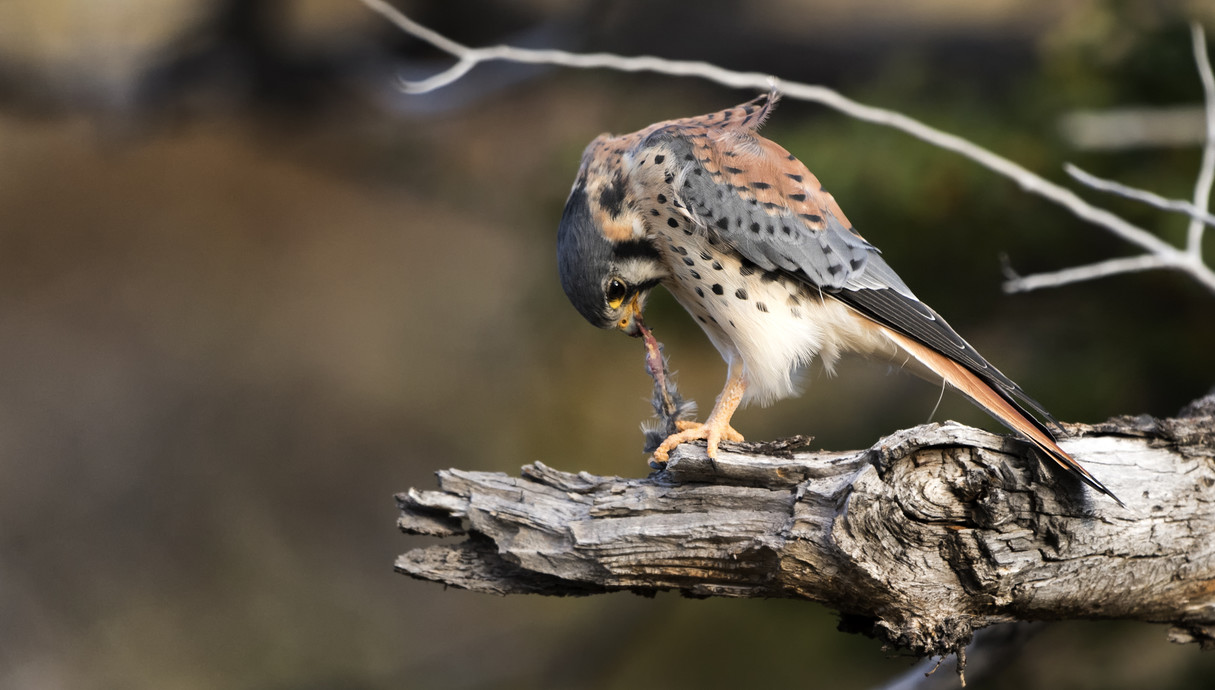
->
xmin=396 ymin=395 xmax=1215 ymax=662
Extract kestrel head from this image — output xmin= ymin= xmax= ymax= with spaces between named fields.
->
xmin=557 ymin=135 xmax=667 ymax=337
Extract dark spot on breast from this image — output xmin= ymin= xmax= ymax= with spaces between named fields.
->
xmin=667 ymin=217 xmax=680 ymax=228
xmin=684 ymin=153 xmax=695 ymax=161
xmin=683 ymin=257 xmax=695 ymax=266
xmin=761 ymin=271 xmax=780 ymax=283
xmin=787 ymin=294 xmax=801 ymax=306
xmin=664 ymin=172 xmax=674 ymax=183
xmin=762 ymin=202 xmax=782 ymax=211
xmin=800 ymin=213 xmax=822 ymax=223
xmin=725 ymin=166 xmax=744 ymax=175
xmin=786 ymin=153 xmax=796 ymax=160
xmin=786 ymin=173 xmax=803 ymax=182
xmin=711 ymin=260 xmax=723 ymax=270
xmin=749 ymin=222 xmax=761 ymax=234
xmin=653 ymin=154 xmax=665 ymax=164
xmin=752 ymin=182 xmax=771 ymax=190
xmin=690 ymin=270 xmax=701 ymax=279
xmin=695 ymin=287 xmax=705 ymax=298
xmin=739 ymin=260 xmax=756 ymax=276
xmin=699 ymin=251 xmax=712 ymax=261
xmin=734 ymin=288 xmax=748 ymax=300
xmin=693 ymin=168 xmax=703 ymax=175
xmin=697 ymin=315 xmax=707 ymax=323
xmin=756 ymin=302 xmax=768 ymax=312
xmin=650 ymin=209 xmax=660 ymax=216
xmin=789 ymin=194 xmax=806 ymax=202
xmin=715 ymin=217 xmax=730 ymax=230
xmin=657 ymin=194 xmax=667 ymax=204
xmin=767 ymin=225 xmax=776 ymax=235
xmin=782 ymin=226 xmax=793 ymax=235
xmin=672 ymin=245 xmax=688 ymax=255
xmin=711 ymin=284 xmax=724 ymax=295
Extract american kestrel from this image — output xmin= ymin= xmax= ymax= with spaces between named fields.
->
xmin=556 ymin=91 xmax=1118 ymax=503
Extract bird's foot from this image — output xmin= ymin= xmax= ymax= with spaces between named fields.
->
xmin=651 ymin=420 xmax=744 ymax=465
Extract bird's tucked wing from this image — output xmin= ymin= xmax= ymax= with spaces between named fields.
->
xmin=633 ymin=92 xmax=1060 ymax=431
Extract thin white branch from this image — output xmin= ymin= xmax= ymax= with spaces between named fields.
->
xmin=359 ymin=0 xmax=1215 ymax=296
xmin=1002 ymin=254 xmax=1171 ymax=293
xmin=1189 ymin=23 xmax=1215 ymax=257
xmin=1065 ymin=163 xmax=1215 ymax=227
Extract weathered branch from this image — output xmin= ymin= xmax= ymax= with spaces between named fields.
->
xmin=397 ymin=396 xmax=1215 ymax=661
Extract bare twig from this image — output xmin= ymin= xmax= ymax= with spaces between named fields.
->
xmin=359 ymin=0 xmax=1215 ymax=295
xmin=1189 ymin=23 xmax=1215 ymax=257
xmin=1064 ymin=164 xmax=1215 ymax=227
xmin=1001 ymin=254 xmax=1171 ymax=292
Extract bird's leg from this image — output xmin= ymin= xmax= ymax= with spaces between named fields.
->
xmin=652 ymin=365 xmax=745 ymax=464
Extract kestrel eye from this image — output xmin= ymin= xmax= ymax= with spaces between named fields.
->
xmin=605 ymin=278 xmax=628 ymax=309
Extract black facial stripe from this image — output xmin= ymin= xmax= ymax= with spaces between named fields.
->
xmin=612 ymin=239 xmax=662 ymax=263
xmin=633 ymin=277 xmax=663 ymax=294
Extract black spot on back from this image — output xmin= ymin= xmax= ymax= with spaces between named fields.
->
xmin=597 ymin=172 xmax=627 ymax=217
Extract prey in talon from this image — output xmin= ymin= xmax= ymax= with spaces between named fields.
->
xmin=555 ymin=90 xmax=1120 ymax=504
xmin=635 ymin=316 xmax=700 ymax=466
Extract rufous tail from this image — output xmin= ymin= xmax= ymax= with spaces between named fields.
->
xmin=880 ymin=328 xmax=1122 ymax=505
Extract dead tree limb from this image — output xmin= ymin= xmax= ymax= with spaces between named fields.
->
xmin=397 ymin=396 xmax=1215 ymax=660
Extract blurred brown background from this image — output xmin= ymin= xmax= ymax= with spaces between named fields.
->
xmin=1 ymin=1 xmax=1214 ymax=688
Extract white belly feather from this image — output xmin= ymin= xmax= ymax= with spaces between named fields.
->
xmin=659 ymin=233 xmax=898 ymax=405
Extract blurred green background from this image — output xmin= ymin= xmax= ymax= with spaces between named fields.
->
xmin=1 ymin=0 xmax=1213 ymax=688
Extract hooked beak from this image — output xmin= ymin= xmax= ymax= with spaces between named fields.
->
xmin=616 ymin=295 xmax=644 ymax=337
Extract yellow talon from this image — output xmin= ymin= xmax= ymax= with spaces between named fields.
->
xmin=652 ymin=420 xmax=745 ymax=464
